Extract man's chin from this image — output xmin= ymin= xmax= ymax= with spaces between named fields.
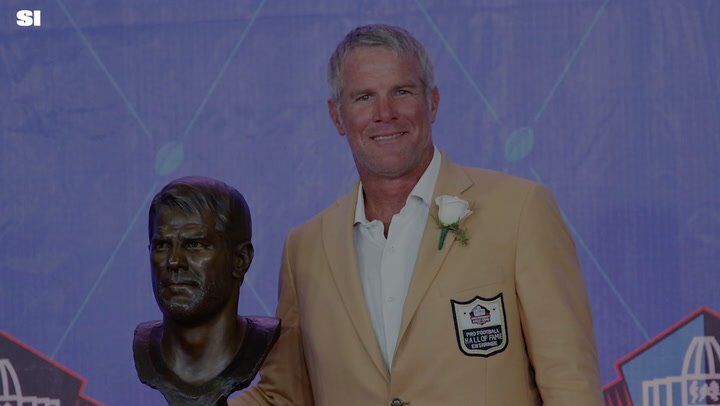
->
xmin=366 ymin=161 xmax=416 ymax=179
xmin=358 ymin=150 xmax=431 ymax=179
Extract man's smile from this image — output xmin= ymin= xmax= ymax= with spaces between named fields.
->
xmin=371 ymin=131 xmax=408 ymax=142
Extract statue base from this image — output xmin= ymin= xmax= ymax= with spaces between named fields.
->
xmin=133 ymin=316 xmax=280 ymax=405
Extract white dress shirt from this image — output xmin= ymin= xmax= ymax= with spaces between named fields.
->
xmin=353 ymin=147 xmax=441 ymax=369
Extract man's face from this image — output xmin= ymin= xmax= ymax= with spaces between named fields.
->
xmin=329 ymin=46 xmax=439 ymax=179
xmin=149 ymin=206 xmax=236 ymax=325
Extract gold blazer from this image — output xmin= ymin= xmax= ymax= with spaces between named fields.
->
xmin=234 ymin=155 xmax=602 ymax=406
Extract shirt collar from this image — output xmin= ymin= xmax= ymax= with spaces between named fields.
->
xmin=354 ymin=147 xmax=441 ymax=225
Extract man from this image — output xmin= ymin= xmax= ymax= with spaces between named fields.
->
xmin=235 ymin=25 xmax=601 ymax=405
xmin=134 ymin=177 xmax=280 ymax=405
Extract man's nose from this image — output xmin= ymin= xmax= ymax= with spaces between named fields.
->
xmin=373 ymin=97 xmax=397 ymax=122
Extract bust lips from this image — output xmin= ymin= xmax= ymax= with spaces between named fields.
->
xmin=160 ymin=278 xmax=200 ymax=288
xmin=159 ymin=279 xmax=201 ymax=298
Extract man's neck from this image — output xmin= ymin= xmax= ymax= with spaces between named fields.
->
xmin=360 ymin=146 xmax=434 ymax=234
xmin=161 ymin=307 xmax=244 ymax=385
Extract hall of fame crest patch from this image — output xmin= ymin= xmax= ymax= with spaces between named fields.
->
xmin=451 ymin=293 xmax=508 ymax=357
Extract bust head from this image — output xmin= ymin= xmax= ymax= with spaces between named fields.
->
xmin=147 ymin=176 xmax=253 ymax=325
xmin=136 ymin=177 xmax=279 ymax=404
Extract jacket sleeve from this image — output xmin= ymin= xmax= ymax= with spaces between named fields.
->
xmin=515 ymin=184 xmax=603 ymax=405
xmin=231 ymin=232 xmax=314 ymax=405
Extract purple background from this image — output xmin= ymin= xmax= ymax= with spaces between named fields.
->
xmin=1 ymin=1 xmax=719 ymax=404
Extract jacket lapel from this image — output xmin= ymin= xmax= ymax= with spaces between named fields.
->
xmin=322 ymin=185 xmax=390 ymax=382
xmin=394 ymin=156 xmax=473 ymax=359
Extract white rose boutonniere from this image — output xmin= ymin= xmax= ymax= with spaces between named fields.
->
xmin=432 ymin=195 xmax=472 ymax=250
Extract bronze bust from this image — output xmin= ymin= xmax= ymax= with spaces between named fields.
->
xmin=133 ymin=177 xmax=280 ymax=405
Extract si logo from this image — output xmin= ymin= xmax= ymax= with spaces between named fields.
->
xmin=450 ymin=293 xmax=508 ymax=357
xmin=16 ymin=10 xmax=41 ymax=27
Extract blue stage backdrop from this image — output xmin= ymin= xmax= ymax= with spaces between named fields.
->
xmin=1 ymin=1 xmax=719 ymax=405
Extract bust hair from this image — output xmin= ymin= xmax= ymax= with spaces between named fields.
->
xmin=148 ymin=176 xmax=251 ymax=245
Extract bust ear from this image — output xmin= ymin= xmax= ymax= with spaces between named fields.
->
xmin=232 ymin=241 xmax=254 ymax=281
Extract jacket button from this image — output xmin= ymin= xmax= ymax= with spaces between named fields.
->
xmin=390 ymin=398 xmax=404 ymax=406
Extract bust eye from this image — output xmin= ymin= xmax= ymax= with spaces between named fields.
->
xmin=185 ymin=241 xmax=205 ymax=249
xmin=152 ymin=241 xmax=169 ymax=251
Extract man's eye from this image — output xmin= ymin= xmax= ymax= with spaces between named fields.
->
xmin=356 ymin=94 xmax=370 ymax=102
xmin=397 ymin=89 xmax=411 ymax=95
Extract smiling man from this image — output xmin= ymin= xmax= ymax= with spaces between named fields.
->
xmin=133 ymin=177 xmax=280 ymax=405
xmin=235 ymin=24 xmax=602 ymax=405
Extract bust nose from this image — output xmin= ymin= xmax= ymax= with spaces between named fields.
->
xmin=167 ymin=245 xmax=186 ymax=270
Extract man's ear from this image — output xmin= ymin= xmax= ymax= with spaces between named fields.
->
xmin=232 ymin=241 xmax=254 ymax=282
xmin=328 ymin=98 xmax=346 ymax=136
xmin=429 ymin=86 xmax=440 ymax=123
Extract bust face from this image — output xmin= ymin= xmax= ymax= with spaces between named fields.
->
xmin=149 ymin=205 xmax=236 ymax=324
